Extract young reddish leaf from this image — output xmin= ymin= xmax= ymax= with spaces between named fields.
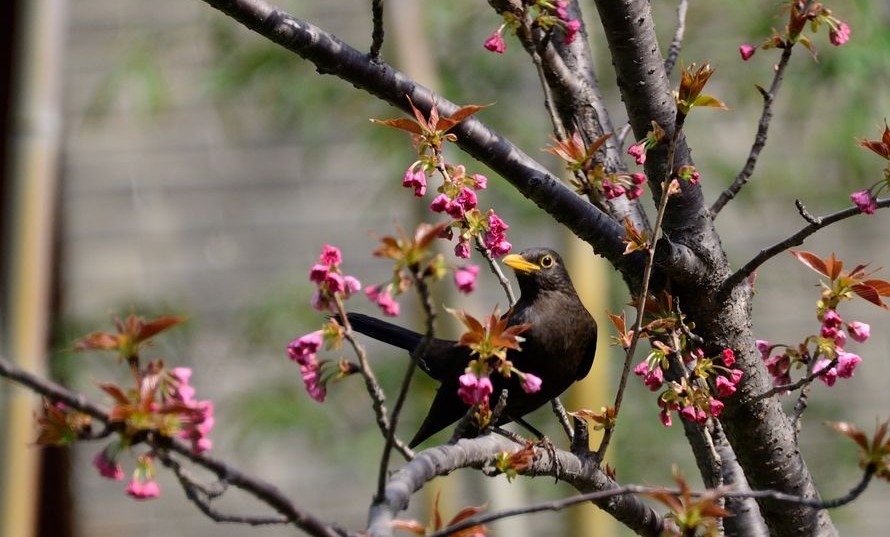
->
xmin=447 ymin=104 xmax=488 ymax=124
xmin=98 ymin=382 xmax=132 ymax=405
xmin=789 ymin=250 xmax=830 ymax=278
xmin=828 ymin=421 xmax=871 ymax=451
xmin=74 ymin=332 xmax=121 ymax=352
xmin=369 ymin=117 xmax=424 ymax=135
xmin=852 ymin=284 xmax=889 ymax=309
xmin=136 ymin=315 xmax=185 ymax=342
xmin=863 ymin=278 xmax=890 ymax=297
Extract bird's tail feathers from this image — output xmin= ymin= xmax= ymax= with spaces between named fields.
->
xmin=345 ymin=312 xmax=422 ymax=351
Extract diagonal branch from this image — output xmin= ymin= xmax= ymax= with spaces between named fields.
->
xmin=0 ymin=355 xmax=349 ymax=537
xmin=721 ymin=198 xmax=890 ymax=296
xmin=198 ymin=0 xmax=649 ymax=290
xmin=366 ymin=435 xmax=663 ymax=537
xmin=711 ymin=46 xmax=794 ymax=216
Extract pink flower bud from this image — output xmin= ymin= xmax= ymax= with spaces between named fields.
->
xmin=721 ymin=349 xmax=736 ymax=367
xmin=739 ymin=43 xmax=756 ymax=61
xmin=627 ymin=143 xmax=646 ymax=165
xmin=847 ymin=321 xmax=870 ymax=343
xmin=319 ymin=244 xmax=342 ymax=266
xmin=483 ymin=31 xmax=506 ymax=54
xmin=454 ymin=265 xmax=480 ymax=294
xmin=829 ymin=21 xmax=850 ymax=46
xmin=836 ymin=351 xmax=861 ymax=378
xmin=850 ymin=189 xmax=877 ymax=215
xmin=521 ymin=373 xmax=542 ymax=394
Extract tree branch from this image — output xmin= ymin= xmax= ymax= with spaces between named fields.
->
xmin=367 ymin=435 xmax=663 ymax=537
xmin=721 ymin=198 xmax=890 ymax=297
xmin=711 ymin=46 xmax=794 ymax=216
xmin=0 ymin=355 xmax=349 ymax=537
xmin=198 ymin=0 xmax=649 ymax=288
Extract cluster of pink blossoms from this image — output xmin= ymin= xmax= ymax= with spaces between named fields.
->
xmin=602 ymin=172 xmax=646 ymax=201
xmin=739 ymin=2 xmax=850 ymax=62
xmin=456 ymin=369 xmax=542 ymax=407
xmin=309 ymin=245 xmax=361 ymax=312
xmin=287 ymin=330 xmax=327 ymax=402
xmin=166 ymin=367 xmax=215 ymax=454
xmin=759 ymin=309 xmax=868 ymax=389
xmin=91 ymin=366 xmax=212 ymax=500
xmin=635 ymin=348 xmax=744 ymax=427
xmin=483 ymin=0 xmax=581 ymax=54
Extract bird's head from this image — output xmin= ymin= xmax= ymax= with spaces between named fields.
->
xmin=502 ymin=248 xmax=575 ymax=296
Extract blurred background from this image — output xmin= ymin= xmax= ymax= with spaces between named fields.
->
xmin=1 ymin=0 xmax=888 ymax=535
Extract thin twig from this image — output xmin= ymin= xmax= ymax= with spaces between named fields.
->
xmin=663 ymin=0 xmax=688 ymax=76
xmin=430 ymin=465 xmax=875 ymax=537
xmin=0 ymin=354 xmax=347 ymax=537
xmin=157 ymin=449 xmax=289 ymax=526
xmin=710 ymin=46 xmax=794 ymax=216
xmin=474 ymin=236 xmax=516 ymax=305
xmin=336 ymin=297 xmax=412 ymax=460
xmin=370 ymin=0 xmax=384 ymax=60
xmin=720 ymin=198 xmax=890 ymax=296
xmin=550 ymin=397 xmax=574 ymax=443
xmin=375 ymin=266 xmax=435 ymax=499
xmin=598 ymin=119 xmax=683 ymax=457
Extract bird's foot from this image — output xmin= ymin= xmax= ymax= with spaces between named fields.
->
xmin=534 ymin=435 xmax=562 ymax=482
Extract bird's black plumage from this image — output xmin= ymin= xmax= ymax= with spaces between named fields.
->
xmin=347 ymin=247 xmax=597 ymax=447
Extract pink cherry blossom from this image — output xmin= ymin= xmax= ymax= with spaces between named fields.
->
xmin=429 ymin=193 xmax=450 ymax=214
xmin=521 ymin=373 xmax=542 ymax=394
xmin=563 ymin=19 xmax=581 ymax=45
xmin=483 ymin=211 xmax=511 ymax=257
xmin=319 ymin=244 xmax=342 ymax=266
xmin=847 ymin=321 xmax=870 ymax=343
xmin=402 ymin=168 xmax=427 ymax=197
xmin=627 ymin=143 xmax=646 ymax=165
xmin=721 ymin=349 xmax=736 ymax=368
xmin=300 ymin=359 xmax=327 ymax=402
xmin=126 ymin=478 xmax=161 ymax=500
xmin=680 ymin=406 xmax=697 ymax=422
xmin=850 ymin=189 xmax=877 ymax=214
xmin=829 ymin=21 xmax=850 ymax=46
xmin=454 ymin=239 xmax=471 ymax=259
xmin=708 ymin=398 xmax=724 ymax=417
xmin=93 ymin=450 xmax=124 ymax=481
xmin=457 ymin=373 xmax=493 ymax=406
xmin=716 ymin=375 xmax=737 ymax=398
xmin=814 ymin=358 xmax=838 ymax=387
xmin=470 ymin=173 xmax=488 ymax=190
xmin=836 ymin=351 xmax=862 ymax=378
xmin=483 ymin=30 xmax=506 ymax=54
xmin=309 ymin=264 xmax=329 ymax=283
xmin=365 ymin=285 xmax=400 ymax=317
xmin=288 ymin=331 xmax=323 ymax=365
xmin=739 ymin=43 xmax=756 ymax=61
xmin=454 ymin=265 xmax=480 ymax=294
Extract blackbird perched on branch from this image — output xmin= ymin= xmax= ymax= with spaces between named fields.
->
xmin=347 ymin=247 xmax=597 ymax=447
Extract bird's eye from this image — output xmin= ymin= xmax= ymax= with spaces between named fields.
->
xmin=540 ymin=255 xmax=554 ymax=268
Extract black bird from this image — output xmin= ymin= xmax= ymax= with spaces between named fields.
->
xmin=347 ymin=247 xmax=597 ymax=447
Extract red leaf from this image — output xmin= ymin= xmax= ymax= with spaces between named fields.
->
xmin=136 ymin=315 xmax=184 ymax=342
xmin=369 ymin=117 xmax=424 ymax=135
xmin=789 ymin=250 xmax=830 ymax=278
xmin=74 ymin=332 xmax=121 ymax=352
xmin=852 ymin=284 xmax=888 ymax=309
xmin=98 ymin=382 xmax=131 ymax=405
xmin=863 ymin=278 xmax=890 ymax=297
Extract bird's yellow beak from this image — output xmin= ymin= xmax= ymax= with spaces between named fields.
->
xmin=503 ymin=254 xmax=540 ymax=274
